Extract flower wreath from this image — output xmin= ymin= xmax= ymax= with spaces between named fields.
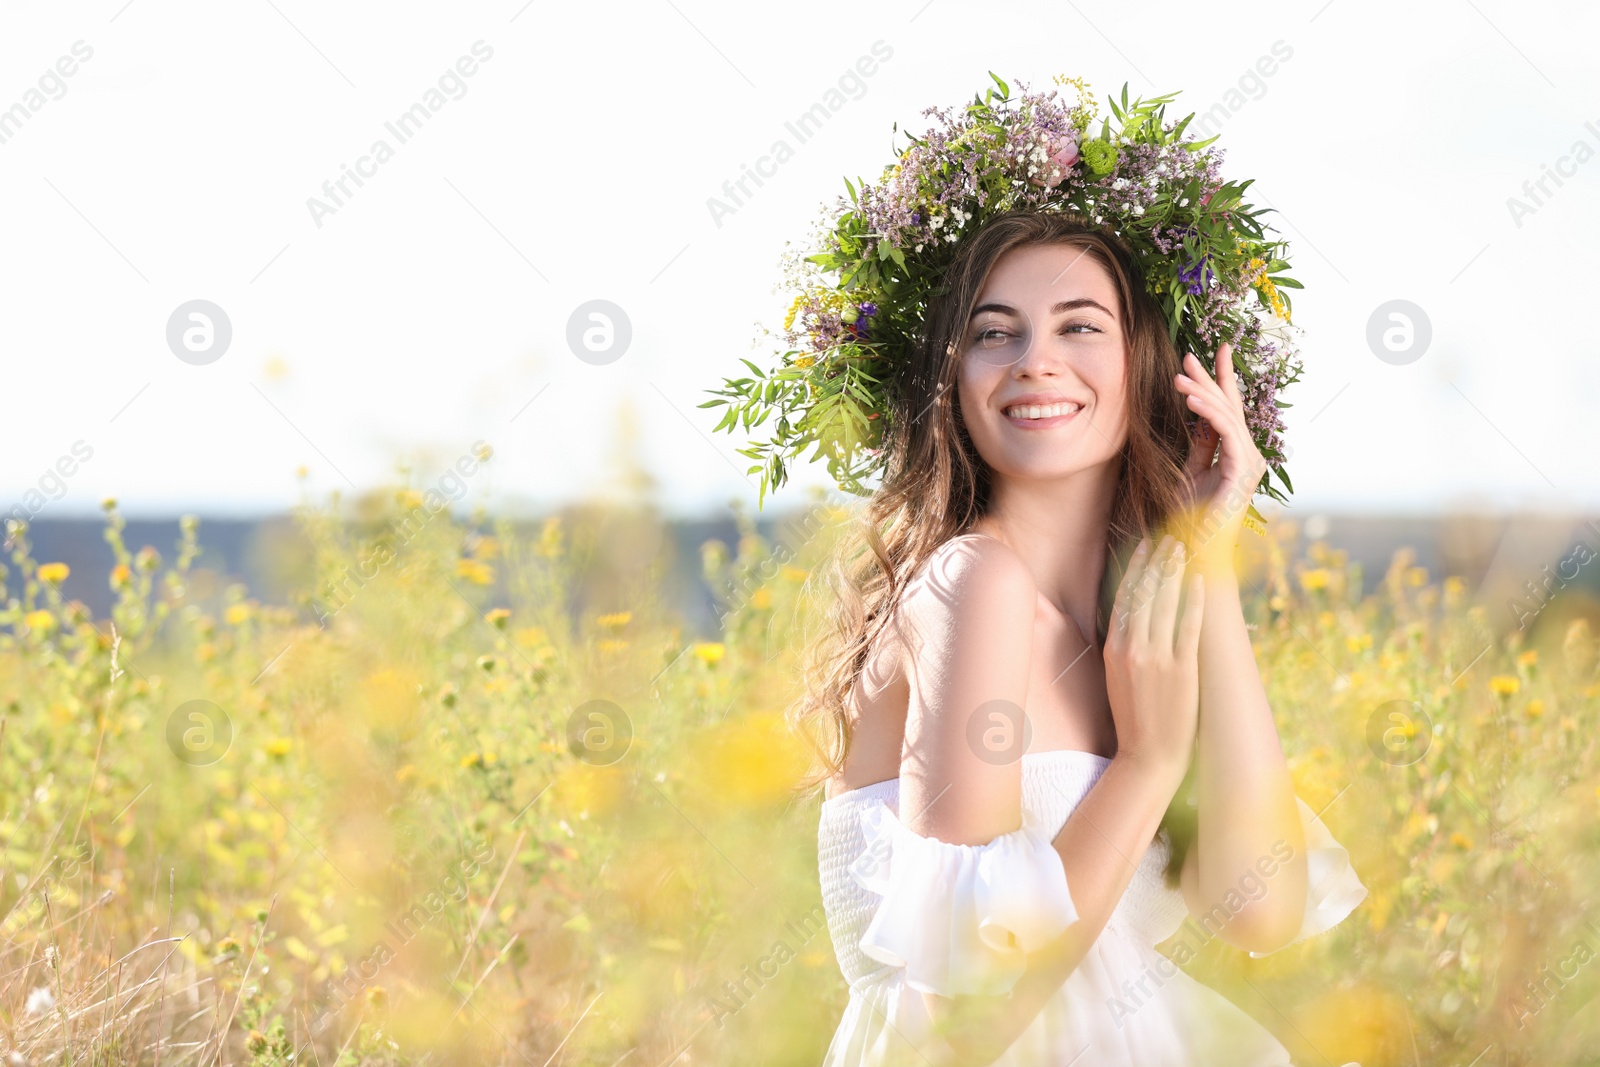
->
xmin=703 ymin=73 xmax=1304 ymax=524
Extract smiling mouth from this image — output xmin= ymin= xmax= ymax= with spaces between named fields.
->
xmin=1002 ymin=401 xmax=1082 ymax=424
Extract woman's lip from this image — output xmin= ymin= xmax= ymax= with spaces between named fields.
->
xmin=1003 ymin=407 xmax=1082 ymax=429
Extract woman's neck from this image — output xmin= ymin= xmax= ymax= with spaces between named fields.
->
xmin=971 ymin=464 xmax=1118 ymax=645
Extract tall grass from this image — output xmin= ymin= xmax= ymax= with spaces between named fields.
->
xmin=2 ymin=486 xmax=1597 ymax=1065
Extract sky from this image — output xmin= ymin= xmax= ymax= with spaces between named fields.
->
xmin=1 ymin=0 xmax=1596 ymax=522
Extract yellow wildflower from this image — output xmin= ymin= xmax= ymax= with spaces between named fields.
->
xmin=1405 ymin=567 xmax=1428 ymax=587
xmin=783 ymin=294 xmax=805 ymax=331
xmin=395 ymin=764 xmax=419 ymax=785
xmin=225 ymin=603 xmax=253 ymax=626
xmin=37 ymin=562 xmax=69 ymax=583
xmin=1345 ymin=633 xmax=1373 ymax=654
xmin=781 ymin=566 xmax=808 ymax=582
xmin=597 ymin=639 xmax=629 ymax=653
xmin=1516 ymin=650 xmax=1538 ymax=668
xmin=23 ymin=610 xmax=56 ymax=632
xmin=514 ymin=626 xmax=549 ymax=648
xmin=1299 ymin=568 xmax=1331 ymax=592
xmin=1489 ymin=675 xmax=1520 ymax=697
xmin=486 ymin=607 xmax=511 ymax=629
xmin=110 ymin=563 xmax=131 ymax=588
xmin=1449 ymin=832 xmax=1473 ymax=850
xmin=1525 ymin=700 xmax=1544 ymax=720
xmin=456 ymin=558 xmax=494 ymax=585
xmin=693 ymin=642 xmax=726 ymax=666
xmin=794 ymin=355 xmax=816 ymax=369
xmin=597 ymin=611 xmax=632 ymax=629
xmin=264 ymin=737 xmax=293 ymax=758
xmin=750 ymin=587 xmax=773 ymax=610
xmin=397 ymin=489 xmax=424 ymax=510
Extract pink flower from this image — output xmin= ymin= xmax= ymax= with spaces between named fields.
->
xmin=1037 ymin=132 xmax=1080 ymax=190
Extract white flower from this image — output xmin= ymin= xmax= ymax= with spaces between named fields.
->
xmin=1253 ymin=306 xmax=1298 ymax=353
xmin=25 ymin=986 xmax=54 ymax=1016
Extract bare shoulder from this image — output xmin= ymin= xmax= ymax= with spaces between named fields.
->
xmin=894 ymin=532 xmax=1038 ymax=668
xmin=902 ymin=532 xmax=1038 ymax=619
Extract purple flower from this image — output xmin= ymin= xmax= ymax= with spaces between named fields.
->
xmin=1178 ymin=256 xmax=1215 ymax=295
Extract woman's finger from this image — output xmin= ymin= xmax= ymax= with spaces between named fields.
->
xmin=1111 ymin=537 xmax=1152 ymax=643
xmin=1129 ymin=535 xmax=1172 ymax=646
xmin=1215 ymin=342 xmax=1241 ymax=407
xmin=1149 ymin=540 xmax=1187 ymax=654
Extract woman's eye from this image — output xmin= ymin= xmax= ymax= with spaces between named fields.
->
xmin=1061 ymin=320 xmax=1101 ymax=334
xmin=973 ymin=327 xmax=1010 ymax=346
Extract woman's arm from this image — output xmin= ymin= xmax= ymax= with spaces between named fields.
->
xmin=900 ymin=536 xmax=1202 ymax=1064
xmin=1174 ymin=346 xmax=1308 ymax=953
xmin=932 ymin=750 xmax=1190 ymax=1064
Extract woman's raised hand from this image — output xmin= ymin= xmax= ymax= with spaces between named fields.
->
xmin=1174 ymin=342 xmax=1269 ymax=572
xmin=1102 ymin=535 xmax=1204 ymax=787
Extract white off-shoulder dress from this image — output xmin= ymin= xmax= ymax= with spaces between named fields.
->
xmin=816 ymin=750 xmax=1367 ymax=1066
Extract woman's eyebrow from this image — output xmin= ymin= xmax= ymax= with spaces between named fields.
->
xmin=970 ymin=298 xmax=1116 ymax=319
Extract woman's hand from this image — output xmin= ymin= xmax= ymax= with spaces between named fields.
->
xmin=1174 ymin=342 xmax=1268 ymax=573
xmin=1102 ymin=536 xmax=1205 ymax=788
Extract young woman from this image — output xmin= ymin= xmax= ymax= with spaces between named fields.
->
xmin=803 ymin=212 xmax=1366 ymax=1066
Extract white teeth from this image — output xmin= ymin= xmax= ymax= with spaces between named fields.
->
xmin=1005 ymin=402 xmax=1080 ymax=419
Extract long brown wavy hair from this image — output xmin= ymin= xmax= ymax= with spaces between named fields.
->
xmin=791 ymin=210 xmax=1202 ymax=884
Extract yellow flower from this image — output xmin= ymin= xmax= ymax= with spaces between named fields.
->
xmin=783 ymin=294 xmax=806 ymax=331
xmin=750 ymin=587 xmax=773 ymax=610
xmin=23 ymin=610 xmax=56 ymax=632
xmin=1525 ymin=700 xmax=1544 ymax=720
xmin=461 ymin=751 xmax=497 ymax=768
xmin=1345 ymin=633 xmax=1373 ymax=654
xmin=225 ymin=603 xmax=253 ymax=626
xmin=456 ymin=558 xmax=494 ymax=585
xmin=597 ymin=639 xmax=629 ymax=653
xmin=1449 ymin=831 xmax=1473 ymax=850
xmin=264 ymin=737 xmax=293 ymax=758
xmin=1405 ymin=566 xmax=1427 ymax=587
xmin=395 ymin=764 xmax=419 ymax=785
xmin=597 ymin=611 xmax=632 ymax=629
xmin=38 ymin=562 xmax=70 ymax=583
xmin=397 ymin=489 xmax=425 ymax=510
xmin=485 ymin=607 xmax=511 ymax=629
xmin=693 ymin=642 xmax=726 ymax=666
xmin=196 ymin=642 xmax=216 ymax=663
xmin=1516 ymin=649 xmax=1538 ymax=668
xmin=514 ymin=626 xmax=549 ymax=648
xmin=110 ymin=563 xmax=131 ymax=588
xmin=1299 ymin=568 xmax=1331 ymax=592
xmin=794 ymin=355 xmax=816 ymax=369
xmin=780 ymin=566 xmax=808 ymax=583
xmin=1489 ymin=675 xmax=1520 ymax=697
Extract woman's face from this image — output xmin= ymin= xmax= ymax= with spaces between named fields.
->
xmin=955 ymin=242 xmax=1131 ymax=483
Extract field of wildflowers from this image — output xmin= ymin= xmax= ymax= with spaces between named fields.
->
xmin=3 ymin=482 xmax=1599 ymax=1065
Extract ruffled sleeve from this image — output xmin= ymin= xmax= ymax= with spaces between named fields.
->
xmin=847 ymin=800 xmax=1077 ymax=997
xmin=1248 ymin=795 xmax=1369 ymax=958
